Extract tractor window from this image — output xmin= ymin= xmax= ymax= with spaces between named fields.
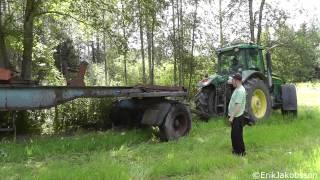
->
xmin=218 ymin=50 xmax=245 ymax=74
xmin=247 ymin=49 xmax=264 ymax=72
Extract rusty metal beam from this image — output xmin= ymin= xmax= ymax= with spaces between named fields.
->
xmin=0 ymin=86 xmax=187 ymax=111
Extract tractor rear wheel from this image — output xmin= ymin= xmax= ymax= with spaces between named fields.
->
xmin=195 ymin=87 xmax=215 ymax=119
xmin=244 ymin=78 xmax=272 ymax=121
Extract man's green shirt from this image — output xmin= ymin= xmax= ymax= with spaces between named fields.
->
xmin=228 ymin=85 xmax=246 ymax=117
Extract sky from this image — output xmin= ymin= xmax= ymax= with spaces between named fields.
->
xmin=271 ymin=0 xmax=320 ymax=28
xmin=72 ymin=0 xmax=320 ymax=57
xmin=194 ymin=0 xmax=320 ymax=49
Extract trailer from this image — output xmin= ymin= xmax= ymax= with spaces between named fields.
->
xmin=0 ymin=63 xmax=191 ymax=141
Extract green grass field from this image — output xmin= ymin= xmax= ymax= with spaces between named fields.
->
xmin=1 ymin=84 xmax=320 ymax=179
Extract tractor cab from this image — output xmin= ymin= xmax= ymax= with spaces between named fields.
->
xmin=217 ymin=44 xmax=265 ymax=75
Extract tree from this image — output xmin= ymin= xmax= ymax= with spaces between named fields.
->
xmin=0 ymin=0 xmax=9 ymax=68
xmin=248 ymin=0 xmax=266 ymax=44
xmin=248 ymin=0 xmax=254 ymax=42
xmin=121 ymin=0 xmax=128 ymax=85
xmin=171 ymin=0 xmax=177 ymax=85
xmin=256 ymin=0 xmax=266 ymax=44
xmin=218 ymin=0 xmax=224 ymax=47
xmin=21 ymin=0 xmax=41 ymax=80
xmin=270 ymin=23 xmax=320 ymax=82
xmin=188 ymin=0 xmax=198 ymax=91
xmin=137 ymin=0 xmax=146 ymax=84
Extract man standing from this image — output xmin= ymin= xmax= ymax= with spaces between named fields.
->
xmin=228 ymin=73 xmax=247 ymax=156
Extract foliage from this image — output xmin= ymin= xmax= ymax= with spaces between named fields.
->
xmin=270 ymin=23 xmax=320 ymax=82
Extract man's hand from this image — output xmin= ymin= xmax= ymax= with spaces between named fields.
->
xmin=229 ymin=116 xmax=234 ymax=123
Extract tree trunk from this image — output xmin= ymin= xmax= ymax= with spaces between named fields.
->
xmin=96 ymin=35 xmax=100 ymax=63
xmin=147 ymin=28 xmax=152 ymax=85
xmin=150 ymin=16 xmax=155 ymax=85
xmin=256 ymin=0 xmax=265 ymax=45
xmin=219 ymin=0 xmax=224 ymax=47
xmin=178 ymin=0 xmax=184 ymax=86
xmin=138 ymin=0 xmax=146 ymax=84
xmin=121 ymin=0 xmax=127 ymax=85
xmin=176 ymin=0 xmax=181 ymax=86
xmin=248 ymin=0 xmax=255 ymax=43
xmin=171 ymin=0 xmax=177 ymax=86
xmin=21 ymin=0 xmax=36 ymax=80
xmin=124 ymin=49 xmax=127 ymax=85
xmin=91 ymin=41 xmax=95 ymax=63
xmin=0 ymin=1 xmax=9 ymax=68
xmin=188 ymin=0 xmax=198 ymax=92
xmin=102 ymin=11 xmax=108 ymax=85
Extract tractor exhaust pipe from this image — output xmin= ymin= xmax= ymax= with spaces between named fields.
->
xmin=265 ymin=51 xmax=272 ymax=88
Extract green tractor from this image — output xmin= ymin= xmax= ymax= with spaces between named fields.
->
xmin=195 ymin=43 xmax=297 ymax=121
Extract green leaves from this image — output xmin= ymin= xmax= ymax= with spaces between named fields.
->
xmin=270 ymin=23 xmax=320 ymax=82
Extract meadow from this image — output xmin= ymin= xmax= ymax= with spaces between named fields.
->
xmin=0 ymin=83 xmax=319 ymax=179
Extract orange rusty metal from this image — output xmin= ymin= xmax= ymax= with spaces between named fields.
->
xmin=0 ymin=68 xmax=13 ymax=81
xmin=67 ymin=61 xmax=88 ymax=87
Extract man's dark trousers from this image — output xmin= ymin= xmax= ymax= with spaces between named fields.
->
xmin=231 ymin=115 xmax=245 ymax=155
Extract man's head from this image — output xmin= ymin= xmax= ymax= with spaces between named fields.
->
xmin=231 ymin=73 xmax=242 ymax=88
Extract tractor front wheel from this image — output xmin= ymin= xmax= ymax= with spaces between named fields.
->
xmin=195 ymin=87 xmax=215 ymax=119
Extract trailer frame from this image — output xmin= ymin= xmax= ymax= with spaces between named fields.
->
xmin=0 ymin=84 xmax=191 ymax=141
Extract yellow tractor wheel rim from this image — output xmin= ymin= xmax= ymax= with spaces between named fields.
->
xmin=251 ymin=89 xmax=267 ymax=119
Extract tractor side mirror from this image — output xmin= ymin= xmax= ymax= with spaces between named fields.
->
xmin=266 ymin=51 xmax=272 ymax=73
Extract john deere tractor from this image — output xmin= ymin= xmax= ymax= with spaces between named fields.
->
xmin=195 ymin=43 xmax=297 ymax=121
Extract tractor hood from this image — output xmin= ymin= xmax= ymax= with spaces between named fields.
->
xmin=197 ymin=70 xmax=266 ymax=88
xmin=197 ymin=74 xmax=228 ymax=88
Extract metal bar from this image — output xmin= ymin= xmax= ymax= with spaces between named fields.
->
xmin=0 ymin=128 xmax=14 ymax=132
xmin=0 ymin=86 xmax=187 ymax=111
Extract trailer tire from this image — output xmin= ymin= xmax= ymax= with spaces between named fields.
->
xmin=160 ymin=103 xmax=192 ymax=141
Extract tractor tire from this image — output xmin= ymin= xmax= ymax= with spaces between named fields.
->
xmin=244 ymin=78 xmax=272 ymax=121
xmin=195 ymin=87 xmax=215 ymax=119
xmin=281 ymin=84 xmax=297 ymax=116
xmin=160 ymin=103 xmax=192 ymax=141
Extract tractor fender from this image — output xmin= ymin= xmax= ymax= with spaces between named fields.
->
xmin=197 ymin=74 xmax=227 ymax=88
xmin=196 ymin=77 xmax=214 ymax=88
xmin=242 ymin=70 xmax=267 ymax=83
xmin=141 ymin=102 xmax=173 ymax=126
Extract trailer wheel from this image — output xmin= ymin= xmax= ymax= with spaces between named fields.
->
xmin=160 ymin=103 xmax=192 ymax=141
